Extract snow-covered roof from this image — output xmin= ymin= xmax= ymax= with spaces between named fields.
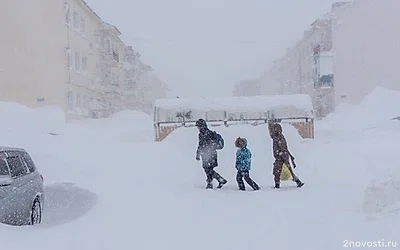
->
xmin=154 ymin=94 xmax=313 ymax=117
xmin=103 ymin=22 xmax=122 ymax=35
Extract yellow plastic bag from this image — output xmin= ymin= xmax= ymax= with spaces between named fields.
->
xmin=280 ymin=163 xmax=292 ymax=181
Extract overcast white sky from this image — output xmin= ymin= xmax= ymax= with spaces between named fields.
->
xmin=85 ymin=0 xmax=337 ymax=97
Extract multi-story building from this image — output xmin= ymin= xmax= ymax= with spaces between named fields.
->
xmin=0 ymin=0 xmax=165 ymax=120
xmin=259 ymin=0 xmax=400 ymax=118
xmin=123 ymin=46 xmax=142 ymax=110
xmin=95 ymin=23 xmax=128 ymax=116
xmin=123 ymin=46 xmax=168 ymax=113
xmin=138 ymin=66 xmax=168 ymax=113
xmin=65 ymin=0 xmax=105 ymax=118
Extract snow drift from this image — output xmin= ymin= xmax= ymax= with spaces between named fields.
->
xmin=67 ymin=109 xmax=154 ymax=142
xmin=0 ymin=102 xmax=65 ymax=134
xmin=363 ymin=177 xmax=400 ymax=215
xmin=319 ymin=87 xmax=400 ymax=130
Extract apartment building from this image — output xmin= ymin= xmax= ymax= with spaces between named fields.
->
xmin=122 ymin=46 xmax=168 ymax=113
xmin=259 ymin=0 xmax=400 ymax=118
xmin=137 ymin=66 xmax=168 ymax=113
xmin=90 ymin=23 xmax=125 ymax=116
xmin=64 ymin=0 xmax=130 ymax=118
xmin=0 ymin=0 xmax=164 ymax=120
xmin=65 ymin=0 xmax=104 ymax=118
xmin=124 ymin=46 xmax=142 ymax=109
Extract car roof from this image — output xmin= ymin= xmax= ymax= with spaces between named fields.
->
xmin=0 ymin=146 xmax=26 ymax=152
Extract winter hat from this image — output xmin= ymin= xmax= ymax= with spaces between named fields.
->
xmin=235 ymin=137 xmax=247 ymax=148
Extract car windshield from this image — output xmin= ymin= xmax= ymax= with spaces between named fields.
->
xmin=0 ymin=159 xmax=10 ymax=176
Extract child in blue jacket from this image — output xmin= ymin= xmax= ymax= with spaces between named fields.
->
xmin=235 ymin=137 xmax=260 ymax=191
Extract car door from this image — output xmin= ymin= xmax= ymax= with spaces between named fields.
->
xmin=0 ymin=153 xmax=13 ymax=222
xmin=0 ymin=157 xmax=12 ymax=199
xmin=5 ymin=151 xmax=32 ymax=217
xmin=19 ymin=151 xmax=42 ymax=202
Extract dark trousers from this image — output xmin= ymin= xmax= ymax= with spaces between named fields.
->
xmin=236 ymin=170 xmax=260 ymax=190
xmin=204 ymin=167 xmax=226 ymax=184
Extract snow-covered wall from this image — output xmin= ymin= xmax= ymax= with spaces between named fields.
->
xmin=332 ymin=0 xmax=400 ymax=105
xmin=0 ymin=1 xmax=67 ymax=108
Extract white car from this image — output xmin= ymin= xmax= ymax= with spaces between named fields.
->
xmin=0 ymin=147 xmax=44 ymax=225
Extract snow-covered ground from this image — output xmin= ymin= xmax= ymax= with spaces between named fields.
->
xmin=1 ymin=87 xmax=399 ymax=250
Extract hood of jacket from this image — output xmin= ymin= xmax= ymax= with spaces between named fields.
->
xmin=269 ymin=123 xmax=283 ymax=139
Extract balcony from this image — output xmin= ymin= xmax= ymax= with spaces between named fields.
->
xmin=313 ymin=41 xmax=333 ymax=55
xmin=112 ymin=51 xmax=119 ymax=62
xmin=101 ymin=83 xmax=123 ymax=95
xmin=101 ymin=52 xmax=120 ymax=67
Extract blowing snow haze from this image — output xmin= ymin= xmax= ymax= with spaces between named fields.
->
xmin=85 ymin=0 xmax=337 ymax=97
xmin=2 ymin=0 xmax=400 ymax=249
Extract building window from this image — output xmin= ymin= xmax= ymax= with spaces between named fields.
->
xmin=82 ymin=56 xmax=87 ymax=73
xmin=93 ymin=32 xmax=100 ymax=48
xmin=66 ymin=48 xmax=72 ymax=70
xmin=94 ymin=35 xmax=100 ymax=48
xmin=73 ymin=11 xmax=79 ymax=29
xmin=80 ymin=17 xmax=86 ymax=34
xmin=106 ymin=39 xmax=111 ymax=52
xmin=112 ymin=50 xmax=119 ymax=62
xmin=75 ymin=52 xmax=80 ymax=72
xmin=83 ymin=95 xmax=89 ymax=109
xmin=76 ymin=93 xmax=81 ymax=108
xmin=67 ymin=91 xmax=74 ymax=110
xmin=65 ymin=4 xmax=71 ymax=25
xmin=315 ymin=74 xmax=334 ymax=89
xmin=110 ymin=44 xmax=120 ymax=62
xmin=111 ymin=73 xmax=116 ymax=85
xmin=101 ymin=71 xmax=110 ymax=86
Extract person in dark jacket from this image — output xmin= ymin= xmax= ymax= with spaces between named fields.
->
xmin=195 ymin=118 xmax=227 ymax=189
xmin=235 ymin=137 xmax=260 ymax=191
xmin=268 ymin=121 xmax=304 ymax=188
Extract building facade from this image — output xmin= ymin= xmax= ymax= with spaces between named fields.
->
xmin=123 ymin=46 xmax=141 ymax=110
xmin=65 ymin=0 xmax=104 ymax=118
xmin=123 ymin=47 xmax=168 ymax=114
xmin=137 ymin=66 xmax=168 ymax=113
xmin=0 ymin=0 xmax=67 ymax=109
xmin=0 ymin=0 xmax=166 ymax=120
xmin=259 ymin=0 xmax=400 ymax=118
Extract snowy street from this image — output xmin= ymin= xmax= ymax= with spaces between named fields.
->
xmin=2 ymin=0 xmax=400 ymax=249
xmin=0 ymin=88 xmax=399 ymax=250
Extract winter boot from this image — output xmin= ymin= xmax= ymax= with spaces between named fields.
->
xmin=274 ymin=183 xmax=280 ymax=189
xmin=206 ymin=182 xmax=213 ymax=189
xmin=295 ymin=179 xmax=304 ymax=187
xmin=217 ymin=179 xmax=227 ymax=189
xmin=249 ymin=181 xmax=260 ymax=190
